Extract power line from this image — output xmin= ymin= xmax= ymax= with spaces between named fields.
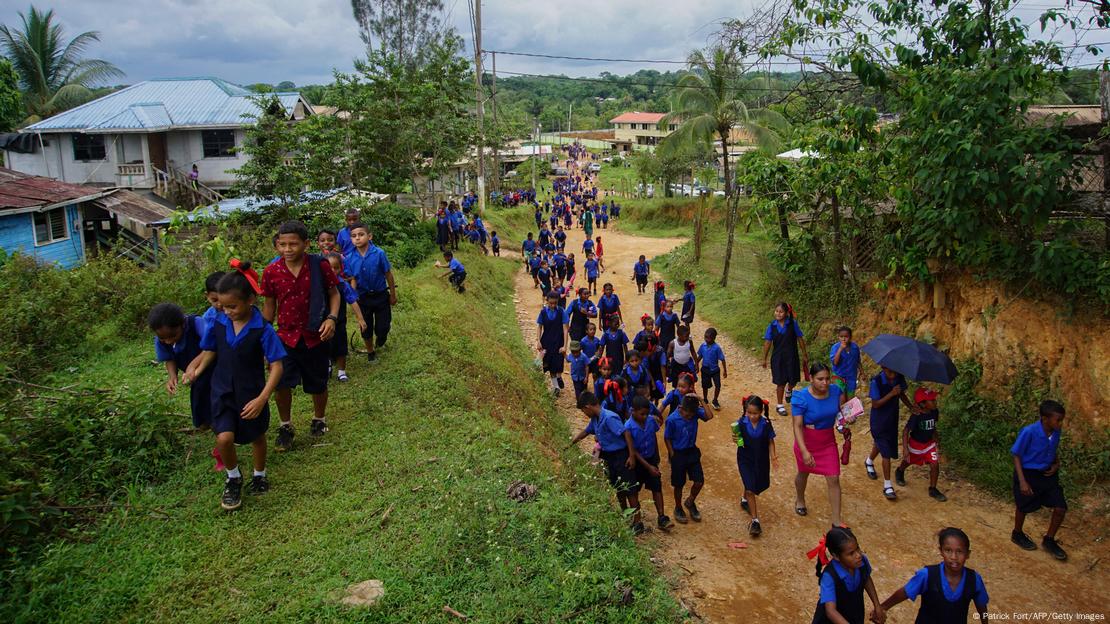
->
xmin=484 ymin=48 xmax=834 ymax=66
xmin=495 ymin=70 xmax=817 ymax=91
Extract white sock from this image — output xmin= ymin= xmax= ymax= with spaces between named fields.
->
xmin=254 ymin=469 xmax=266 ymax=478
xmin=337 ymin=369 xmax=346 ymax=376
xmin=752 ymin=517 xmax=759 ymax=523
xmin=865 ymin=458 xmax=875 ymax=467
xmin=227 ymin=466 xmax=241 ymax=479
xmin=884 ymin=479 xmax=892 ymax=489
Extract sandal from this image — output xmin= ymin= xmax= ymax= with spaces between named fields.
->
xmin=776 ymin=405 xmax=788 ymax=417
xmin=883 ymin=486 xmax=897 ymax=500
xmin=865 ymin=463 xmax=878 ymax=480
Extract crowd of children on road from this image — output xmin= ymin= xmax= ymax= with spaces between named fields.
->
xmin=147 ymin=143 xmax=1073 ymax=623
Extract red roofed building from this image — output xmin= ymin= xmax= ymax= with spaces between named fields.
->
xmin=608 ymin=112 xmax=677 ymax=152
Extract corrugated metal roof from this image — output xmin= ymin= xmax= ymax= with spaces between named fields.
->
xmin=0 ymin=167 xmax=106 ymax=211
xmin=25 ymin=78 xmax=305 ymax=133
xmin=90 ymin=189 xmax=174 ymax=225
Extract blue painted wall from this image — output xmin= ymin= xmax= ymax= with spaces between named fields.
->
xmin=0 ymin=203 xmax=86 ymax=268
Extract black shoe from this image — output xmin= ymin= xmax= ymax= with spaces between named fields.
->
xmin=367 ymin=350 xmax=378 ymax=363
xmin=712 ymin=399 xmax=721 ymax=410
xmin=310 ymin=418 xmax=328 ymax=438
xmin=557 ymin=377 xmax=565 ymax=390
xmin=928 ymin=487 xmax=947 ymax=502
xmin=248 ymin=474 xmax=270 ymax=495
xmin=1042 ymin=536 xmax=1068 ymax=561
xmin=749 ymin=519 xmax=762 ymax=537
xmin=895 ymin=467 xmax=907 ymax=486
xmin=632 ymin=521 xmax=646 ymax=535
xmin=221 ymin=477 xmax=243 ymax=511
xmin=275 ymin=424 xmax=294 ymax=452
xmin=1012 ymin=530 xmax=1038 ymax=551
xmin=658 ymin=515 xmax=672 ymax=530
xmin=740 ymin=497 xmax=749 ymax=513
xmin=673 ymin=507 xmax=688 ymax=524
xmin=865 ymin=462 xmax=878 ymax=480
xmin=684 ymin=498 xmax=701 ymax=522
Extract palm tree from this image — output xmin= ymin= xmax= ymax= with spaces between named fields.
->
xmin=660 ymin=45 xmax=785 ymax=286
xmin=0 ymin=6 xmax=124 ymax=120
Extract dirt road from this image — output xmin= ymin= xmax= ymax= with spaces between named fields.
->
xmin=506 ymin=187 xmax=1108 ymax=622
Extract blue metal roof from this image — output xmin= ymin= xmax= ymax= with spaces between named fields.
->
xmin=25 ymin=78 xmax=305 ymax=133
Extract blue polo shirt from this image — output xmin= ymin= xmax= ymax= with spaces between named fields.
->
xmin=345 ymin=244 xmax=392 ymax=294
xmin=623 ymin=416 xmax=660 ymax=458
xmin=791 ymin=385 xmax=843 ymax=430
xmin=763 ymin=318 xmax=804 ymax=340
xmin=829 ymin=341 xmax=861 ymax=389
xmin=448 ymin=258 xmax=465 ymax=275
xmin=336 ymin=226 xmax=355 ymax=256
xmin=199 ymin=307 xmax=287 ymax=362
xmin=598 ymin=293 xmax=621 ymax=317
xmin=154 ymin=315 xmax=204 ymax=367
xmin=584 ymin=259 xmax=599 ymax=279
xmin=634 ymin=261 xmax=650 ymax=276
xmin=819 ymin=556 xmax=872 ymax=604
xmin=566 ymin=352 xmax=591 ymax=381
xmin=903 ymin=566 xmax=989 ymax=605
xmin=579 ymin=335 xmax=602 ymax=359
xmin=1011 ymin=421 xmax=1061 ymax=470
xmin=664 ymin=409 xmax=707 ymax=450
xmin=660 ymin=389 xmax=686 ymax=415
xmin=869 ymin=372 xmax=908 ymax=433
xmin=337 ymin=280 xmax=359 ymax=304
xmin=583 ymin=239 xmax=595 ymax=254
xmin=585 ymin=408 xmax=627 ymax=452
xmin=522 ymin=239 xmax=536 ymax=253
xmin=698 ymin=342 xmax=725 ymax=371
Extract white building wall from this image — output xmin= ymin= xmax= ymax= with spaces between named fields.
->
xmin=165 ymin=129 xmax=247 ymax=189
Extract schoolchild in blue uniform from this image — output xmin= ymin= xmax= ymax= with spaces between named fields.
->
xmin=336 ymin=208 xmax=360 ymax=256
xmin=200 ymin=271 xmax=225 ymax=331
xmin=566 ymin=341 xmax=592 ymax=399
xmin=528 ymin=253 xmax=542 ymax=289
xmin=552 ymin=251 xmax=568 ymax=281
xmin=623 ymin=395 xmax=671 ymax=531
xmin=680 ymin=281 xmax=696 ymax=327
xmin=554 ymin=226 xmax=567 ymax=252
xmin=582 ymin=237 xmax=595 ymax=258
xmin=490 ymin=231 xmax=500 ymax=257
xmin=566 ymin=288 xmax=597 ymax=342
xmin=435 ymin=250 xmax=467 ymax=294
xmin=435 ymin=209 xmax=451 ymax=251
xmin=583 ymin=253 xmax=600 ymax=295
xmin=660 ymin=373 xmax=695 ymax=419
xmin=601 ymin=315 xmax=630 ymax=374
xmin=536 ymin=291 xmax=570 ymax=396
xmin=866 ymin=366 xmax=916 ymax=499
xmin=565 ymin=252 xmax=577 ymax=284
xmin=733 ymin=395 xmax=777 ymax=537
xmin=150 ymin=302 xmax=213 ymax=430
xmin=568 ymin=392 xmax=642 ymax=533
xmin=188 ymin=265 xmax=286 ymax=512
xmin=597 ymin=283 xmax=623 ymax=328
xmin=594 ymin=356 xmax=615 ymax=400
xmin=580 ymin=322 xmax=603 ymax=379
xmin=536 ymin=260 xmax=553 ymax=295
xmin=810 ymin=527 xmax=883 ymax=624
xmin=829 ymin=326 xmax=862 ymax=394
xmin=600 ymin=376 xmax=631 ymax=420
xmin=538 ymin=226 xmax=552 ymax=249
xmin=324 ymin=253 xmax=367 ymax=382
xmin=653 ymin=281 xmax=669 ymax=318
xmin=656 ymin=300 xmax=679 ymax=352
xmin=633 ymin=255 xmax=650 ymax=294
xmin=345 ymin=222 xmax=397 ymax=365
xmin=697 ymin=328 xmax=727 ymax=409
xmin=879 ymin=527 xmax=989 ymax=623
xmin=521 ymin=233 xmax=537 ymax=268
xmin=664 ymin=394 xmax=714 ymax=524
xmin=1010 ymin=400 xmax=1069 ymax=561
xmin=622 ymin=350 xmax=653 ymax=391
xmin=762 ymin=302 xmax=808 ymax=416
xmin=534 ymin=208 xmax=543 ymax=229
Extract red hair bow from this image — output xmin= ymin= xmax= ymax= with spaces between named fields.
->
xmin=603 ymin=379 xmax=623 ymax=403
xmin=655 ymin=281 xmax=665 ymax=290
xmin=640 ymin=313 xmax=652 ymax=325
xmin=741 ymin=395 xmax=770 ymax=407
xmin=228 ymin=258 xmax=263 ymax=295
xmin=806 ymin=536 xmax=830 ymax=567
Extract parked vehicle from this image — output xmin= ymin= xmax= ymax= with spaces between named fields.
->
xmin=552 ymin=167 xmax=570 ymax=176
xmin=587 ymin=162 xmax=602 ymax=172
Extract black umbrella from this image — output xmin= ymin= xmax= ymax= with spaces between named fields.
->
xmin=861 ymin=334 xmax=958 ymax=384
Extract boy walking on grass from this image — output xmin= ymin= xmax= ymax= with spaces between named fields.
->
xmin=1011 ymin=400 xmax=1069 ymax=561
xmin=262 ymin=221 xmax=342 ymax=452
xmin=346 ymin=222 xmax=398 ymax=363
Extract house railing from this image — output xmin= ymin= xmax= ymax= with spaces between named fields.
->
xmin=152 ymin=165 xmax=224 ymax=209
xmin=117 ymin=163 xmax=147 ymax=176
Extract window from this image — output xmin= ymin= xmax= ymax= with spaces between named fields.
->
xmin=72 ymin=134 xmax=106 ymax=161
xmin=202 ymin=130 xmax=236 ymax=158
xmin=669 ymin=124 xmax=677 ymax=131
xmin=33 ymin=208 xmax=68 ymax=245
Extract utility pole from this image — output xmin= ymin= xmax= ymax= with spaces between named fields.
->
xmin=472 ymin=0 xmax=485 ymax=215
xmin=1101 ymin=70 xmax=1110 ymax=250
xmin=491 ymin=51 xmax=500 ymax=192
xmin=532 ymin=118 xmax=539 ymax=193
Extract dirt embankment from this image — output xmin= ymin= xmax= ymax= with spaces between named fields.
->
xmin=832 ymin=273 xmax=1108 ymax=431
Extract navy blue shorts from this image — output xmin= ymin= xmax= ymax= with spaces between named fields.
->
xmin=700 ymin=367 xmax=721 ymax=390
xmin=670 ymin=446 xmax=704 ymax=487
xmin=600 ymin=448 xmax=639 ymax=494
xmin=1014 ymin=469 xmax=1067 ymax=513
xmin=279 ymin=341 xmax=330 ymax=395
xmin=634 ymin=454 xmax=663 ymax=493
xmin=871 ymin=428 xmax=899 ymax=459
xmin=189 ymin=370 xmax=214 ymax=429
xmin=211 ymin=394 xmax=270 ymax=445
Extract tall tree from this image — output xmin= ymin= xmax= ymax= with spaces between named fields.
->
xmin=0 ymin=6 xmax=123 ymax=119
xmin=660 ymin=45 xmax=786 ymax=285
xmin=350 ymin=0 xmax=445 ymax=67
xmin=0 ymin=58 xmax=23 ymax=132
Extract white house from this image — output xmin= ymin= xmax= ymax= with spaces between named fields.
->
xmin=1 ymin=78 xmax=312 ymax=193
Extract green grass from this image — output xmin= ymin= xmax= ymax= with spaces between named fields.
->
xmin=4 ymin=249 xmax=680 ymax=623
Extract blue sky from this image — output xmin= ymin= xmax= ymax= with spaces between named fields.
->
xmin=0 ymin=0 xmax=1102 ymax=88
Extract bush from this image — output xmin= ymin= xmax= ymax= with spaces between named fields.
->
xmin=1 ymin=384 xmax=185 ymax=560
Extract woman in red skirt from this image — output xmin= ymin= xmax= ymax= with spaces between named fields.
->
xmin=791 ymin=363 xmax=849 ymax=528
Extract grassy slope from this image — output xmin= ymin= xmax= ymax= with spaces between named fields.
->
xmin=6 ymin=250 xmax=679 ymax=623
